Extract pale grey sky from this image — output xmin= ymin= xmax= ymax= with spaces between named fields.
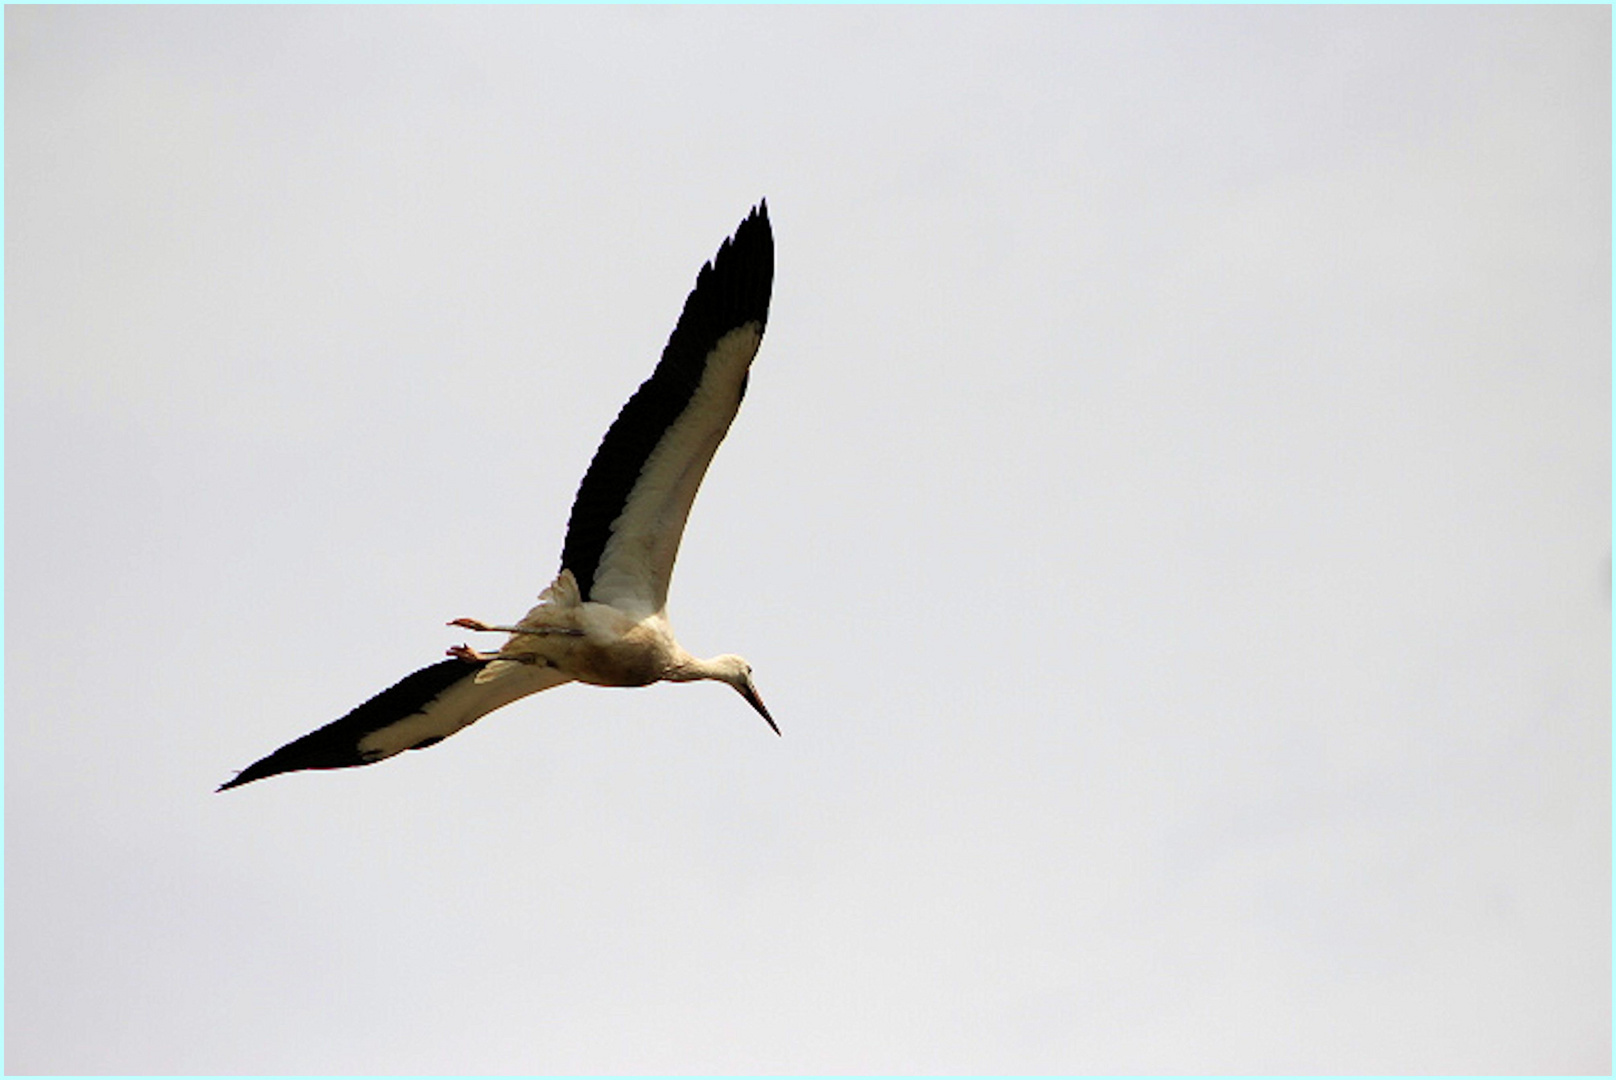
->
xmin=6 ymin=6 xmax=1610 ymax=1074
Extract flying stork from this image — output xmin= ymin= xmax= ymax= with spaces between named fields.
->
xmin=219 ymin=202 xmax=777 ymax=791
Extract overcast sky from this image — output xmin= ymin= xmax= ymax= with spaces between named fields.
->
xmin=6 ymin=6 xmax=1609 ymax=1074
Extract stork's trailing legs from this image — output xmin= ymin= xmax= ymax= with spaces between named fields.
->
xmin=446 ymin=616 xmax=582 ymax=661
xmin=448 ymin=617 xmax=583 ymax=637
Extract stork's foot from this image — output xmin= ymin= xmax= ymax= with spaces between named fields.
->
xmin=449 ymin=617 xmax=497 ymax=633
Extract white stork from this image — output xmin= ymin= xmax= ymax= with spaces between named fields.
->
xmin=220 ymin=203 xmax=776 ymax=791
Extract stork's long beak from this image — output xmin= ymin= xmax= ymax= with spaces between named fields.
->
xmin=737 ymin=676 xmax=780 ymax=736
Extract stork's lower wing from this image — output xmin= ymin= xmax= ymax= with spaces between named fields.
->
xmin=218 ymin=658 xmax=571 ymax=790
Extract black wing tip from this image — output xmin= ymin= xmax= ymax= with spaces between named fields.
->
xmin=700 ymin=199 xmax=774 ymax=328
xmin=214 ymin=738 xmax=355 ymax=793
xmin=216 ymin=746 xmax=310 ymax=791
xmin=215 ymin=657 xmax=487 ymax=792
xmin=216 ymin=767 xmax=270 ymax=793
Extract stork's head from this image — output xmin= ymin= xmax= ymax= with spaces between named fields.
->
xmin=711 ymin=654 xmax=779 ymax=736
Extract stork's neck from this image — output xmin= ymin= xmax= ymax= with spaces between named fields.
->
xmin=663 ymin=652 xmax=744 ymax=685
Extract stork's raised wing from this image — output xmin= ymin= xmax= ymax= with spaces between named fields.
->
xmin=218 ymin=659 xmax=571 ymax=790
xmin=559 ymin=202 xmax=773 ymax=616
